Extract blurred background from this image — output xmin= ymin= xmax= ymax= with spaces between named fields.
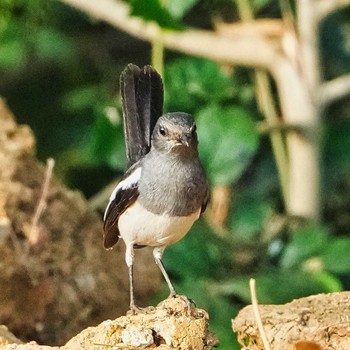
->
xmin=1 ymin=0 xmax=350 ymax=349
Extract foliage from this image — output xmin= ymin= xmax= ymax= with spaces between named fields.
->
xmin=165 ymin=58 xmax=259 ymax=185
xmin=1 ymin=1 xmax=350 ymax=349
xmin=130 ymin=0 xmax=183 ymax=29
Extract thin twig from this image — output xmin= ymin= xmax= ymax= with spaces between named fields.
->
xmin=28 ymin=158 xmax=55 ymax=245
xmin=319 ymin=74 xmax=350 ymax=107
xmin=279 ymin=0 xmax=296 ymax=33
xmin=236 ymin=0 xmax=290 ymax=212
xmin=256 ymin=119 xmax=303 ymax=134
xmin=316 ymin=0 xmax=350 ymax=20
xmin=249 ymin=278 xmax=272 ymax=350
xmin=256 ymin=72 xmax=290 ymax=211
xmin=151 ymin=27 xmax=164 ymax=77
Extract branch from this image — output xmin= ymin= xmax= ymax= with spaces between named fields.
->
xmin=319 ymin=74 xmax=350 ymax=107
xmin=317 ymin=0 xmax=350 ymax=20
xmin=298 ymin=0 xmax=321 ymax=98
xmin=59 ymin=0 xmax=325 ymax=220
xmin=59 ymin=0 xmax=277 ymax=69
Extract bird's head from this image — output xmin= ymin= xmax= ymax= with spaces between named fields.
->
xmin=151 ymin=113 xmax=198 ymax=156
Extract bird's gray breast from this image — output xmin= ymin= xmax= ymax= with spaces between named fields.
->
xmin=138 ymin=152 xmax=207 ymax=216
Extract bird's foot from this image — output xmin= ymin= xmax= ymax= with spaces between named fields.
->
xmin=127 ymin=304 xmax=155 ymax=315
xmin=170 ymin=295 xmax=208 ymax=319
xmin=167 ymin=292 xmax=195 ymax=306
xmin=168 ymin=289 xmax=177 ymax=298
xmin=127 ymin=305 xmax=140 ymax=315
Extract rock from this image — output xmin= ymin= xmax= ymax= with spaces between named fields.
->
xmin=232 ymin=291 xmax=350 ymax=350
xmin=0 ymin=296 xmax=218 ymax=350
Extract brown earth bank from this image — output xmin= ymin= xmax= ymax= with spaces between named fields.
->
xmin=0 ymin=98 xmax=161 ymax=344
xmin=0 ymin=296 xmax=217 ymax=350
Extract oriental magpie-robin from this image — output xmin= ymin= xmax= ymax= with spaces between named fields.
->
xmin=103 ymin=64 xmax=208 ymax=312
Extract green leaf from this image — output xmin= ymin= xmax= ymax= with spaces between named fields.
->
xmin=254 ymin=271 xmax=333 ymax=303
xmin=197 ymin=104 xmax=259 ymax=185
xmin=280 ymin=225 xmax=329 ymax=269
xmin=63 ymin=85 xmax=104 ymax=112
xmin=309 ymin=270 xmax=342 ymax=292
xmin=251 ymin=0 xmax=272 ymax=13
xmin=35 ymin=27 xmax=74 ymax=61
xmin=163 ymin=220 xmax=230 ymax=279
xmin=229 ymin=196 xmax=273 ymax=240
xmin=0 ymin=1 xmax=17 ymax=35
xmin=320 ymin=238 xmax=350 ymax=274
xmin=222 ymin=270 xmax=328 ymax=304
xmin=88 ymin=113 xmax=126 ymax=170
xmin=166 ymin=0 xmax=199 ymax=19
xmin=0 ymin=38 xmax=25 ymax=69
xmin=130 ymin=0 xmax=182 ymax=29
xmin=165 ymin=58 xmax=234 ymax=112
xmin=324 ymin=121 xmax=350 ymax=171
xmin=0 ymin=22 xmax=26 ymax=69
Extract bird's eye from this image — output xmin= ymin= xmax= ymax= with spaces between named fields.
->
xmin=159 ymin=126 xmax=166 ymax=136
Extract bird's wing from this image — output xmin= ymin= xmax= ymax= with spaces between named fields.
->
xmin=121 ymin=64 xmax=163 ymax=167
xmin=103 ymin=165 xmax=141 ymax=249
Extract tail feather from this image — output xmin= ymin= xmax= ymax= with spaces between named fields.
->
xmin=120 ymin=64 xmax=164 ymax=166
xmin=120 ymin=64 xmax=143 ymax=166
xmin=137 ymin=65 xmax=163 ymax=150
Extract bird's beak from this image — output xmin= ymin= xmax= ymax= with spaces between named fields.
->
xmin=176 ymin=135 xmax=191 ymax=147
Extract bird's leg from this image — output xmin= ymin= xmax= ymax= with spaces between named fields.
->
xmin=125 ymin=243 xmax=138 ymax=313
xmin=153 ymin=247 xmax=177 ymax=297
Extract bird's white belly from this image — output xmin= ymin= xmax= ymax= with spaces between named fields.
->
xmin=118 ymin=201 xmax=201 ymax=247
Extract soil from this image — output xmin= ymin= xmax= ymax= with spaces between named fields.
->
xmin=0 ymin=296 xmax=217 ymax=350
xmin=0 ymin=98 xmax=161 ymax=345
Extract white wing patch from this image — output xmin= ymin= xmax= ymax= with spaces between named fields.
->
xmin=103 ymin=167 xmax=142 ymax=221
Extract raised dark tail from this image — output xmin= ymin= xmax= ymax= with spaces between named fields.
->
xmin=120 ymin=64 xmax=164 ymax=167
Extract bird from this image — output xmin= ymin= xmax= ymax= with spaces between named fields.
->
xmin=103 ymin=63 xmax=209 ymax=312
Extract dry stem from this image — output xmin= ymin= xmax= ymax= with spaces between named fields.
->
xmin=28 ymin=158 xmax=55 ymax=246
xmin=249 ymin=279 xmax=271 ymax=350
